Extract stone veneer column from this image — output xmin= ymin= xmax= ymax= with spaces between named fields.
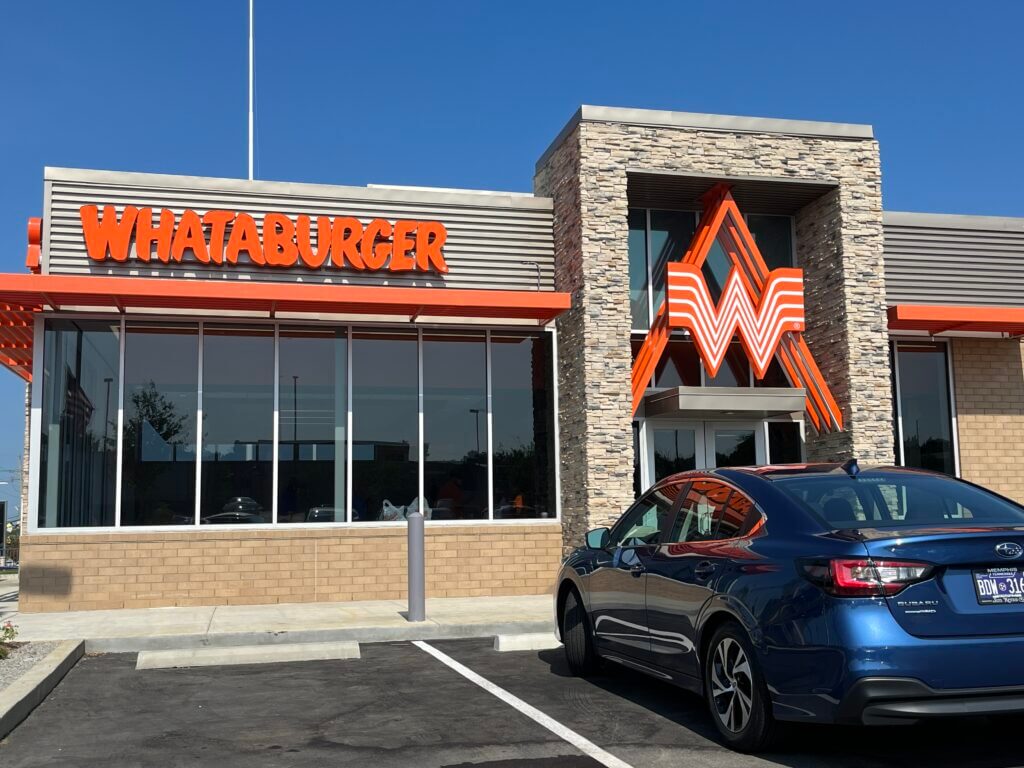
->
xmin=535 ymin=126 xmax=637 ymax=550
xmin=536 ymin=116 xmax=894 ymax=549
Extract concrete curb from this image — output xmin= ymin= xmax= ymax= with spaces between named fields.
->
xmin=137 ymin=641 xmax=361 ymax=670
xmin=0 ymin=640 xmax=83 ymax=740
xmin=494 ymin=633 xmax=562 ymax=652
xmin=83 ymin=619 xmax=554 ymax=653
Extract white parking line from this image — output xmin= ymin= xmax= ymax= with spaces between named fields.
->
xmin=413 ymin=640 xmax=634 ymax=768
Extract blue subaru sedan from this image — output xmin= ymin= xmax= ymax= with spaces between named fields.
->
xmin=553 ymin=462 xmax=1024 ymax=752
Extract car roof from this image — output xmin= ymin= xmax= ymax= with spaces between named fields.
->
xmin=653 ymin=461 xmax=943 ymax=488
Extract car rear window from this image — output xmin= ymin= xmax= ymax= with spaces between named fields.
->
xmin=774 ymin=471 xmax=1024 ymax=529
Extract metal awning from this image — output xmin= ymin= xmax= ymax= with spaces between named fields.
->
xmin=642 ymin=386 xmax=808 ymax=420
xmin=0 ymin=272 xmax=572 ymax=382
xmin=888 ymin=304 xmax=1024 ymax=336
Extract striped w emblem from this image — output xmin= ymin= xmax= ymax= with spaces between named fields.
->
xmin=666 ymin=263 xmax=806 ymax=379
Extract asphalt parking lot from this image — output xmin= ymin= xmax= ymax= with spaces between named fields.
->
xmin=3 ymin=638 xmax=1024 ymax=768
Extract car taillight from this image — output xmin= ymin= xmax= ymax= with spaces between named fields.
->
xmin=800 ymin=558 xmax=933 ymax=597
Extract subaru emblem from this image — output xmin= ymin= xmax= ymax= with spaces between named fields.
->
xmin=995 ymin=542 xmax=1023 ymax=559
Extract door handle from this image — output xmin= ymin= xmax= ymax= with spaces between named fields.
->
xmin=630 ymin=563 xmax=646 ymax=577
xmin=694 ymin=561 xmax=716 ymax=581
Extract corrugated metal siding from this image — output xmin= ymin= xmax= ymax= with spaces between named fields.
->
xmin=43 ymin=169 xmax=555 ymax=292
xmin=884 ymin=212 xmax=1024 ymax=306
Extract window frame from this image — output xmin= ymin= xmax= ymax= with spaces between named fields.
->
xmin=891 ymin=337 xmax=960 ymax=477
xmin=664 ymin=477 xmax=764 ymax=545
xmin=27 ymin=312 xmax=562 ymax=533
xmin=606 ymin=481 xmax=686 ymax=549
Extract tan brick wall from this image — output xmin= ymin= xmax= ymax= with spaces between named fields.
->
xmin=951 ymin=338 xmax=1024 ymax=503
xmin=17 ymin=523 xmax=562 ymax=612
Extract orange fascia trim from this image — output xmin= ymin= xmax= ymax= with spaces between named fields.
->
xmin=0 ymin=273 xmax=570 ymax=321
xmin=0 ymin=273 xmax=570 ymax=382
xmin=888 ymin=304 xmax=1024 ymax=335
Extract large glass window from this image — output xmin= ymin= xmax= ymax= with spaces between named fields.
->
xmin=491 ymin=333 xmax=555 ymax=519
xmin=200 ymin=326 xmax=274 ymax=524
xmin=278 ymin=328 xmax=347 ymax=523
xmin=424 ymin=331 xmax=487 ymax=520
xmin=37 ymin=321 xmax=559 ymax=528
xmin=746 ymin=214 xmax=794 ymax=271
xmin=650 ymin=210 xmax=698 ymax=319
xmin=894 ymin=340 xmax=956 ymax=475
xmin=351 ymin=329 xmax=418 ymax=522
xmin=628 ymin=210 xmax=649 ymax=330
xmin=121 ymin=323 xmax=198 ymax=526
xmin=39 ymin=319 xmax=120 ymax=527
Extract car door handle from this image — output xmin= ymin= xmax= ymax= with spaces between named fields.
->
xmin=694 ymin=561 xmax=716 ymax=580
xmin=630 ymin=563 xmax=646 ymax=577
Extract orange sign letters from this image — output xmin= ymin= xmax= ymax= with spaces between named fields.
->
xmin=79 ymin=205 xmax=449 ymax=273
xmin=631 ymin=184 xmax=843 ymax=434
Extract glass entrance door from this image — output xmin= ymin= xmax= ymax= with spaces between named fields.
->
xmin=704 ymin=422 xmax=765 ymax=469
xmin=641 ymin=420 xmax=768 ymax=486
xmin=647 ymin=422 xmax=703 ymax=485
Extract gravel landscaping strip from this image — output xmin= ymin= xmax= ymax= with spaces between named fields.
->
xmin=0 ymin=642 xmax=61 ymax=692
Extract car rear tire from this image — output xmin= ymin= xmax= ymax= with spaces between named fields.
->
xmin=562 ymin=588 xmax=599 ymax=676
xmin=704 ymin=622 xmax=776 ymax=753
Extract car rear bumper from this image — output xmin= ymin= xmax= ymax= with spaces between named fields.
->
xmin=837 ymin=677 xmax=1024 ymax=725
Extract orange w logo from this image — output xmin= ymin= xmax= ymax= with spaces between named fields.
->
xmin=666 ymin=263 xmax=806 ymax=379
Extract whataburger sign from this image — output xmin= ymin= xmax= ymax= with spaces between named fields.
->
xmin=631 ymin=184 xmax=843 ymax=434
xmin=79 ymin=205 xmax=449 ymax=273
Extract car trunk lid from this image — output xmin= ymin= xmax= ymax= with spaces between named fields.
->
xmin=855 ymin=526 xmax=1024 ymax=638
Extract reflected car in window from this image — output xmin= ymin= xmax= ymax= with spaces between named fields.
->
xmin=554 ymin=463 xmax=1024 ymax=752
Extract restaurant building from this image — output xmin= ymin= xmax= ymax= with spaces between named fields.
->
xmin=3 ymin=105 xmax=1024 ymax=612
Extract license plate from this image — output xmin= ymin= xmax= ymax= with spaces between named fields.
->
xmin=973 ymin=568 xmax=1024 ymax=605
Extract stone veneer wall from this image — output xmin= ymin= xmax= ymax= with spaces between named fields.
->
xmin=18 ymin=523 xmax=563 ymax=612
xmin=535 ymin=119 xmax=894 ymax=550
xmin=951 ymin=338 xmax=1024 ymax=503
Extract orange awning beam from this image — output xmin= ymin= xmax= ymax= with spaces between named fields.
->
xmin=888 ymin=305 xmax=1024 ymax=336
xmin=0 ymin=272 xmax=572 ymax=382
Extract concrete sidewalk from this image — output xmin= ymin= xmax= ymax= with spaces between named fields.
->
xmin=7 ymin=593 xmax=554 ymax=652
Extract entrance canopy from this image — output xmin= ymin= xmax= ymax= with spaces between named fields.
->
xmin=0 ymin=272 xmax=571 ymax=382
xmin=888 ymin=304 xmax=1024 ymax=336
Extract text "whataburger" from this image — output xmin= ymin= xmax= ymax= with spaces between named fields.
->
xmin=79 ymin=205 xmax=449 ymax=273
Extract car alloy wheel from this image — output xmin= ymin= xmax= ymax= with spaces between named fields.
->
xmin=710 ymin=637 xmax=754 ymax=733
xmin=703 ymin=622 xmax=776 ymax=752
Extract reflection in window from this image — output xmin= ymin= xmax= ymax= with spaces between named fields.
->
xmin=650 ymin=210 xmax=697 ymax=318
xmin=654 ymin=337 xmax=701 ymax=388
xmin=651 ymin=428 xmax=700 ymax=481
xmin=768 ymin=422 xmax=803 ymax=464
xmin=705 ymin=341 xmax=750 ymax=387
xmin=753 ymin=358 xmax=790 ymax=388
xmin=701 ymin=238 xmax=733 ymax=304
xmin=895 ymin=341 xmax=955 ymax=474
xmin=747 ymin=214 xmax=794 ymax=271
xmin=652 ymin=428 xmax=696 ymax=482
xmin=40 ymin=320 xmax=120 ymax=527
xmin=424 ymin=332 xmax=487 ymax=520
xmin=278 ymin=328 xmax=346 ymax=523
xmin=352 ymin=330 xmax=418 ymax=521
xmin=200 ymin=326 xmax=274 ymax=524
xmin=628 ymin=210 xmax=649 ymax=330
xmin=121 ymin=323 xmax=198 ymax=526
xmin=715 ymin=429 xmax=756 ymax=467
xmin=492 ymin=333 xmax=555 ymax=519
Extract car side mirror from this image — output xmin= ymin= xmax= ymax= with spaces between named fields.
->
xmin=585 ymin=527 xmax=611 ymax=550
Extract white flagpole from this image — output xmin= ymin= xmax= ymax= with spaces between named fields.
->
xmin=248 ymin=0 xmax=254 ymax=181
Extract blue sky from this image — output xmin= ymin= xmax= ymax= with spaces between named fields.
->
xmin=0 ymin=0 xmax=1021 ymax=514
